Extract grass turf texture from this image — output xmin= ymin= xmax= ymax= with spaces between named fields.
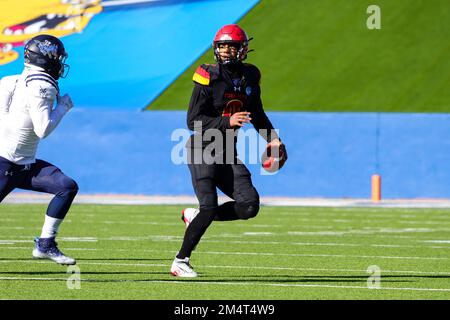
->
xmin=0 ymin=204 xmax=449 ymax=300
xmin=148 ymin=0 xmax=450 ymax=113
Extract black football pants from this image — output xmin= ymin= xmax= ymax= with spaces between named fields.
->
xmin=177 ymin=162 xmax=260 ymax=259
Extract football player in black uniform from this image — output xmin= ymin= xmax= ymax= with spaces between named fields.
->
xmin=171 ymin=24 xmax=287 ymax=277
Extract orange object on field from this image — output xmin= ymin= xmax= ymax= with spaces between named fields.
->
xmin=372 ymin=175 xmax=381 ymax=202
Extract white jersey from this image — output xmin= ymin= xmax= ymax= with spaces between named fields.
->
xmin=0 ymin=67 xmax=70 ymax=165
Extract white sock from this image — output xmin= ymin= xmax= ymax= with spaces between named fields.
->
xmin=40 ymin=215 xmax=63 ymax=239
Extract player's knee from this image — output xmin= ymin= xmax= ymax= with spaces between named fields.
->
xmin=60 ymin=178 xmax=78 ymax=197
xmin=236 ymin=202 xmax=260 ymax=220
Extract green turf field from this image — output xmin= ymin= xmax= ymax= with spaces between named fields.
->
xmin=149 ymin=0 xmax=450 ymax=113
xmin=0 ymin=204 xmax=449 ymax=299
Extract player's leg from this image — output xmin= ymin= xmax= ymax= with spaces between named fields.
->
xmin=212 ymin=164 xmax=240 ymax=221
xmin=214 ymin=163 xmax=260 ymax=221
xmin=230 ymin=163 xmax=260 ymax=219
xmin=0 ymin=157 xmax=19 ymax=202
xmin=18 ymin=159 xmax=78 ymax=265
xmin=171 ymin=163 xmax=218 ymax=277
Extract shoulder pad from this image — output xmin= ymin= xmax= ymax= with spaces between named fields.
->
xmin=243 ymin=63 xmax=261 ymax=83
xmin=0 ymin=75 xmax=20 ymax=92
xmin=193 ymin=64 xmax=215 ymax=85
xmin=25 ymin=73 xmax=58 ymax=99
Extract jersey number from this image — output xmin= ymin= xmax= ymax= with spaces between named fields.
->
xmin=222 ymin=99 xmax=243 ymax=117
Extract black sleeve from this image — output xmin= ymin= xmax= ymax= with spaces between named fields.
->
xmin=187 ymin=83 xmax=231 ymax=132
xmin=250 ymin=84 xmax=280 ymax=142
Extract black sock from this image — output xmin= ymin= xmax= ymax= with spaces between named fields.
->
xmin=177 ymin=208 xmax=216 ymax=259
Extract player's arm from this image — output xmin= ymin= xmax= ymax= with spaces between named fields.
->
xmin=248 ymin=67 xmax=287 ymax=161
xmin=251 ymin=94 xmax=288 ymax=162
xmin=26 ymin=81 xmax=73 ymax=139
xmin=0 ymin=77 xmax=12 ymax=117
xmin=246 ymin=66 xmax=279 ymax=142
xmin=249 ymin=84 xmax=280 ymax=143
xmin=187 ymin=65 xmax=231 ymax=133
xmin=187 ymin=82 xmax=231 ymax=133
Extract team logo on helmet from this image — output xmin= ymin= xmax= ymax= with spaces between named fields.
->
xmin=218 ymin=34 xmax=233 ymax=41
xmin=34 ymin=39 xmax=59 ymax=59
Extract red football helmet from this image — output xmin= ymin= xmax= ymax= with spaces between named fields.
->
xmin=213 ymin=24 xmax=250 ymax=64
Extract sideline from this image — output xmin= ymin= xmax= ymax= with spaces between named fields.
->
xmin=3 ymin=193 xmax=450 ymax=208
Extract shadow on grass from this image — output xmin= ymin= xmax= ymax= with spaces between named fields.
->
xmin=229 ymin=274 xmax=450 ymax=280
xmin=0 ymin=271 xmax=168 ymax=276
xmin=1 ymin=271 xmax=447 ymax=284
xmin=0 ymin=277 xmax=413 ymax=284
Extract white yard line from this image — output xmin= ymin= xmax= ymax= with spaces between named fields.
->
xmin=1 ymin=232 xmax=449 ymax=251
xmin=287 ymin=227 xmax=450 ymax=236
xmin=2 ymin=238 xmax=447 ymax=249
xmin=421 ymin=240 xmax=450 ymax=244
xmin=1 ymin=246 xmax=447 ymax=260
xmin=0 ymin=276 xmax=448 ymax=292
xmin=0 ymin=247 xmax=98 ymax=251
xmin=243 ymin=232 xmax=274 ymax=235
xmin=188 ymin=250 xmax=449 ymax=260
xmin=72 ymin=219 xmax=450 ymax=228
xmin=1 ymin=260 xmax=449 ymax=276
xmin=0 ymin=238 xmax=97 ymax=244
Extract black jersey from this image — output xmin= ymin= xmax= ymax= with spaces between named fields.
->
xmin=186 ymin=62 xmax=278 ymax=152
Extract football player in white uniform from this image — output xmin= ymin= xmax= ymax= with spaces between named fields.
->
xmin=0 ymin=34 xmax=78 ymax=265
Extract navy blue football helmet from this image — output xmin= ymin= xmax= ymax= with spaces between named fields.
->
xmin=24 ymin=34 xmax=69 ymax=80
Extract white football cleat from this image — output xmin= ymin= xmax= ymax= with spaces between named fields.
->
xmin=170 ymin=257 xmax=198 ymax=278
xmin=32 ymin=237 xmax=76 ymax=265
xmin=181 ymin=208 xmax=199 ymax=228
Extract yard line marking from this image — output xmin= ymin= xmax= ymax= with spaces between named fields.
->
xmin=287 ymin=227 xmax=450 ymax=236
xmin=59 ymin=237 xmax=98 ymax=242
xmin=203 ymin=240 xmax=449 ymax=249
xmin=1 ymin=260 xmax=449 ymax=276
xmin=0 ymin=227 xmax=26 ymax=230
xmin=2 ymin=238 xmax=447 ymax=249
xmin=2 ymin=245 xmax=448 ymax=260
xmin=243 ymin=232 xmax=274 ymax=235
xmin=77 ymin=221 xmax=286 ymax=228
xmin=420 ymin=240 xmax=450 ymax=244
xmin=4 ymin=242 xmax=450 ymax=260
xmin=5 ymin=217 xmax=448 ymax=226
xmin=278 ymin=208 xmax=450 ymax=215
xmin=278 ymin=217 xmax=450 ymax=224
xmin=191 ymin=250 xmax=448 ymax=260
xmin=80 ymin=262 xmax=450 ymax=276
xmin=0 ymin=247 xmax=98 ymax=251
xmin=0 ymin=276 xmax=448 ymax=292
xmin=202 ymin=232 xmax=421 ymax=239
xmin=107 ymin=236 xmax=183 ymax=241
xmin=162 ymin=281 xmax=450 ymax=292
xmin=0 ymin=238 xmax=97 ymax=243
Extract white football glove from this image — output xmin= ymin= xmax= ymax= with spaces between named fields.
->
xmin=57 ymin=94 xmax=74 ymax=112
